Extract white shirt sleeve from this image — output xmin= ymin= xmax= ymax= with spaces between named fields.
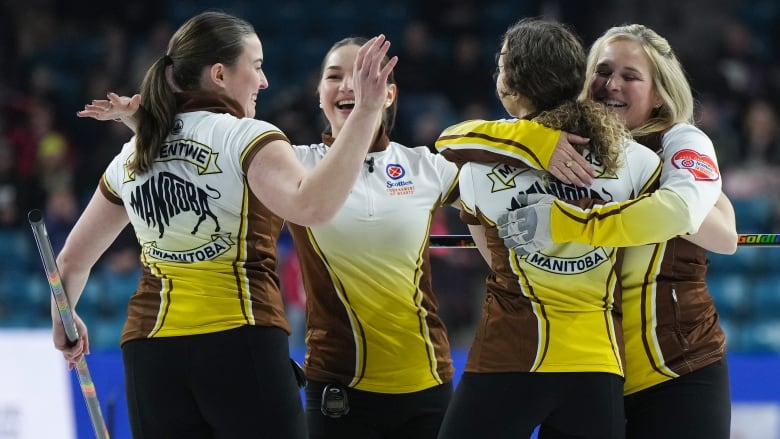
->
xmin=658 ymin=123 xmax=722 ymax=230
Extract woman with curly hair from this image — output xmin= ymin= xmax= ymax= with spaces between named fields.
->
xmin=433 ymin=18 xmax=663 ymax=438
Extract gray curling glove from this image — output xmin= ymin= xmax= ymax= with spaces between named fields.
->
xmin=496 ymin=193 xmax=556 ymax=255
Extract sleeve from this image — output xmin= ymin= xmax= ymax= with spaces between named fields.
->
xmin=457 ymin=163 xmax=481 ymax=225
xmin=547 ymin=142 xmax=704 ymax=247
xmin=290 ymin=143 xmax=319 ymax=170
xmin=236 ymin=119 xmax=291 ymax=171
xmin=432 ymin=152 xmax=460 ymax=205
xmin=549 ymin=189 xmax=697 ymax=246
xmin=99 ymin=138 xmax=135 ymax=205
xmin=548 ymin=126 xmax=723 ymax=247
xmin=435 ymin=119 xmax=561 ymax=170
xmin=654 ymin=124 xmax=721 ymax=228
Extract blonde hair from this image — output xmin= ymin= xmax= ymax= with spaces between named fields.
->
xmin=580 ymin=24 xmax=694 ymax=138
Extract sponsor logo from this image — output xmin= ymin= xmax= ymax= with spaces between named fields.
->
xmin=738 ymin=234 xmax=780 ymax=244
xmin=385 ymin=163 xmax=415 ymax=195
xmin=671 ymin=149 xmax=719 ymax=181
xmin=386 ymin=164 xmax=405 ymax=180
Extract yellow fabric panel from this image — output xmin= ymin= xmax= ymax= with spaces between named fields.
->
xmin=550 ymin=189 xmax=693 ymax=246
xmin=436 ymin=119 xmax=561 ymax=169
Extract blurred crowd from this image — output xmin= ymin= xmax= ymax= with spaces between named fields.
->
xmin=1 ymin=0 xmax=779 ymax=350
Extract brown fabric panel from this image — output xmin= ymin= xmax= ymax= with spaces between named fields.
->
xmin=439 ymin=148 xmax=535 ymax=170
xmin=176 ymin=91 xmax=246 ymax=118
xmin=286 ymin=223 xmax=359 ymax=384
xmin=651 ymin=237 xmax=726 ymax=375
xmin=459 ymin=208 xmax=481 ymax=225
xmin=98 ymin=176 xmax=123 ymax=205
xmin=241 ymin=132 xmax=292 ymax=174
xmin=321 ymin=126 xmax=390 ymax=153
xmin=442 ymin=184 xmax=460 ymax=206
xmin=121 ymin=264 xmax=162 ymax=345
xmin=633 ymin=131 xmax=665 ymax=154
xmin=465 ymin=219 xmax=540 ymax=372
xmin=613 ymin=247 xmax=626 ymax=368
xmin=418 ymin=244 xmax=455 ymax=383
xmin=244 ymin=192 xmax=289 ymax=333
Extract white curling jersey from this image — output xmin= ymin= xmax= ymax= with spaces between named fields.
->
xmin=437 ymin=118 xmax=662 ymax=376
xmin=288 ymin=132 xmax=459 ymax=393
xmin=100 ymin=94 xmax=291 ymax=345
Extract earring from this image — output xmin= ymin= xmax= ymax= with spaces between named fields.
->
xmin=319 ymin=102 xmax=323 ymax=109
xmin=654 ymin=104 xmax=662 ymax=109
xmin=385 ymin=100 xmax=392 ymax=108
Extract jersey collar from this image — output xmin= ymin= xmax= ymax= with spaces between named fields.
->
xmin=175 ymin=91 xmax=245 ymax=118
xmin=321 ymin=125 xmax=390 ymax=153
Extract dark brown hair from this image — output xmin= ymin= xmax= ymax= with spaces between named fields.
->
xmin=319 ymin=37 xmax=398 ymax=135
xmin=501 ymin=18 xmax=628 ymax=174
xmin=133 ymin=11 xmax=256 ymax=173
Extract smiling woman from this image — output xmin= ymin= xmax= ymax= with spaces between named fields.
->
xmin=54 ymin=11 xmax=395 ymax=439
xmin=433 ymin=18 xmax=662 ymax=439
xmin=285 ymin=36 xmax=460 ymax=439
xmin=589 ymin=39 xmax=663 ymax=130
xmin=493 ymin=23 xmax=737 ymax=439
xmin=77 ymin=33 xmax=461 ymax=439
xmin=582 ymin=24 xmax=736 ymax=439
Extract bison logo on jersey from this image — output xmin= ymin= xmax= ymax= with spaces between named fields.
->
xmin=129 ymin=171 xmax=221 ymax=238
xmin=671 ymin=149 xmax=720 ymax=181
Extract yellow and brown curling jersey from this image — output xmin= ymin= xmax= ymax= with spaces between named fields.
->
xmin=288 ymin=133 xmax=459 ymax=393
xmin=100 ymin=93 xmax=290 ymax=346
xmin=443 ymin=121 xmax=726 ymax=393
xmin=618 ymin=124 xmax=725 ymax=394
xmin=437 ymin=118 xmax=661 ymax=376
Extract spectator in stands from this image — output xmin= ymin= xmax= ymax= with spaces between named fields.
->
xmin=279 ymin=244 xmax=306 ymax=350
xmin=0 ymin=139 xmax=23 ymax=229
xmin=722 ymin=98 xmax=780 ymax=231
xmin=42 ymin=188 xmax=79 ymax=254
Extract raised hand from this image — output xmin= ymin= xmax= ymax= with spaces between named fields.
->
xmin=496 ymin=193 xmax=556 ymax=255
xmin=352 ymin=35 xmax=398 ymax=113
xmin=77 ymin=92 xmax=141 ymax=126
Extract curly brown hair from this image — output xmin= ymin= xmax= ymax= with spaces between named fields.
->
xmin=501 ymin=18 xmax=629 ymax=175
xmin=534 ymin=100 xmax=629 ymax=175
